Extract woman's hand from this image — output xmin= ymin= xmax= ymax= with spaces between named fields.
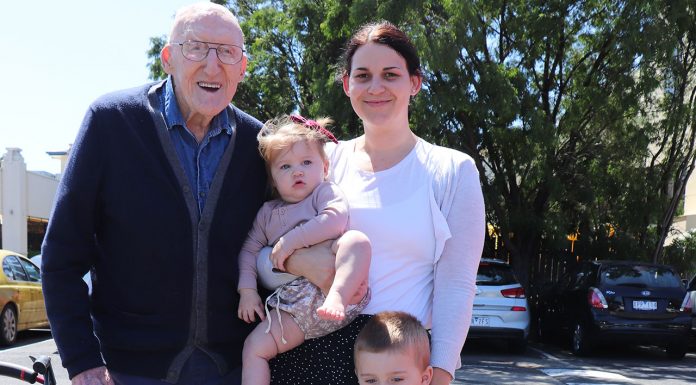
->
xmin=430 ymin=367 xmax=454 ymax=385
xmin=284 ymin=240 xmax=335 ymax=294
xmin=237 ymin=288 xmax=265 ymax=323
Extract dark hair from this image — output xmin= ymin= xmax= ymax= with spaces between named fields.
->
xmin=338 ymin=21 xmax=422 ymax=78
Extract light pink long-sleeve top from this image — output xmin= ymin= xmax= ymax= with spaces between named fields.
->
xmin=237 ymin=181 xmax=349 ymax=290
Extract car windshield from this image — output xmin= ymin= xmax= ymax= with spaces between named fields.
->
xmin=600 ymin=264 xmax=682 ymax=288
xmin=476 ymin=263 xmax=518 ymax=286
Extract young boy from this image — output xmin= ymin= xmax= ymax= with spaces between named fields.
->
xmin=354 ymin=311 xmax=433 ymax=385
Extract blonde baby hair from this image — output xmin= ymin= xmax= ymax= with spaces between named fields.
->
xmin=257 ymin=115 xmax=335 ymax=166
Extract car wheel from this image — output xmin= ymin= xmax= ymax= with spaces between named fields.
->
xmin=666 ymin=342 xmax=687 ymax=359
xmin=571 ymin=321 xmax=592 ymax=356
xmin=508 ymin=338 xmax=528 ymax=354
xmin=0 ymin=305 xmax=18 ymax=345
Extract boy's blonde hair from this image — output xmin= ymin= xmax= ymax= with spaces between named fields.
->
xmin=257 ymin=115 xmax=334 ymax=166
xmin=354 ymin=311 xmax=431 ymax=370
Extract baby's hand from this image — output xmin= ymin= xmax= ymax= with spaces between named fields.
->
xmin=237 ymin=288 xmax=265 ymax=323
xmin=270 ymin=237 xmax=293 ymax=271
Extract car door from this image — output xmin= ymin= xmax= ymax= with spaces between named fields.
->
xmin=556 ymin=263 xmax=595 ymax=333
xmin=18 ymin=257 xmax=45 ymax=327
xmin=566 ymin=263 xmax=596 ymax=323
xmin=688 ymin=275 xmax=696 ymax=331
xmin=1 ymin=255 xmax=35 ymax=326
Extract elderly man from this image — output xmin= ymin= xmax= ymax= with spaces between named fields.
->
xmin=41 ymin=3 xmax=267 ymax=384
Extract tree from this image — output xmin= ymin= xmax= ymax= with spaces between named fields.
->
xmin=663 ymin=231 xmax=696 ymax=279
xmin=146 ymin=0 xmax=696 ymax=286
xmin=640 ymin=1 xmax=696 ymax=263
xmin=410 ymin=0 xmax=666 ymax=285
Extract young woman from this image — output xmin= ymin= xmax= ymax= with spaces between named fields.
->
xmin=269 ymin=21 xmax=485 ymax=385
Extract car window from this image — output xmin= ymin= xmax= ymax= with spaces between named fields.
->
xmin=2 ymin=255 xmax=29 ymax=282
xmin=573 ymin=263 xmax=596 ymax=288
xmin=600 ymin=264 xmax=682 ymax=288
xmin=476 ymin=263 xmax=518 ymax=285
xmin=688 ymin=275 xmax=696 ymax=291
xmin=19 ymin=258 xmax=41 ymax=282
xmin=2 ymin=258 xmax=14 ymax=280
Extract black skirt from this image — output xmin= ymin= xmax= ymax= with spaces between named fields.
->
xmin=269 ymin=314 xmax=373 ymax=385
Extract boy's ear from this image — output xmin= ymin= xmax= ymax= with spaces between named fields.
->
xmin=421 ymin=366 xmax=433 ymax=384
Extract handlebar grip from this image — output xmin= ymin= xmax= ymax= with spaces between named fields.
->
xmin=0 ymin=362 xmax=39 ymax=383
xmin=31 ymin=356 xmax=51 ymax=375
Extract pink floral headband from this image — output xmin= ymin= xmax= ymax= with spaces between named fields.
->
xmin=289 ymin=114 xmax=338 ymax=144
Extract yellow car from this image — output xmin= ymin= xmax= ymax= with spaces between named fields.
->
xmin=0 ymin=249 xmax=49 ymax=345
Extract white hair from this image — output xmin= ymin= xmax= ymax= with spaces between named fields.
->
xmin=168 ymin=2 xmax=243 ymax=45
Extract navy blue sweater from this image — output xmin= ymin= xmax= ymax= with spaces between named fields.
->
xmin=41 ymin=81 xmax=268 ymax=380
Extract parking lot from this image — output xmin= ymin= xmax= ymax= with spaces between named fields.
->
xmin=458 ymin=338 xmax=696 ymax=384
xmin=2 ymin=331 xmax=695 ymax=384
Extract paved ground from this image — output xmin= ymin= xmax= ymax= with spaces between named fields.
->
xmin=2 ymin=331 xmax=696 ymax=384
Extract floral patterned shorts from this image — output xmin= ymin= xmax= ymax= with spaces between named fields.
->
xmin=265 ymin=277 xmax=370 ymax=339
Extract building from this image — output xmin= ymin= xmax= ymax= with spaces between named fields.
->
xmin=0 ymin=147 xmax=67 ymax=255
xmin=672 ymin=169 xmax=696 ymax=242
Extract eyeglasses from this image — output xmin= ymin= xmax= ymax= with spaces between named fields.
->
xmin=174 ymin=40 xmax=246 ymax=65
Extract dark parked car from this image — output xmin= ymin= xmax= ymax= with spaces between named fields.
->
xmin=537 ymin=260 xmax=692 ymax=359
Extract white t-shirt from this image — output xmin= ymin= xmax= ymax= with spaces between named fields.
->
xmin=328 ymin=136 xmax=486 ymax=376
xmin=330 ymin=139 xmax=437 ymax=326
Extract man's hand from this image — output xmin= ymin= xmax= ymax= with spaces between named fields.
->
xmin=238 ymin=288 xmax=265 ymax=323
xmin=72 ymin=366 xmax=113 ymax=385
xmin=284 ymin=240 xmax=335 ymax=294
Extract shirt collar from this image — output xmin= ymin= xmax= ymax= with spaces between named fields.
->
xmin=163 ymin=77 xmax=233 ymax=136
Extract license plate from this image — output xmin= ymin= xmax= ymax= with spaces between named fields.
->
xmin=633 ymin=300 xmax=657 ymax=311
xmin=471 ymin=316 xmax=490 ymax=327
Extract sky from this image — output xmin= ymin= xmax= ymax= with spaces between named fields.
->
xmin=0 ymin=0 xmax=200 ymax=174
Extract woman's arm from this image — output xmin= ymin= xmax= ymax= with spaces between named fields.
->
xmin=281 ymin=240 xmax=336 ymax=294
xmin=431 ymin=158 xmax=486 ymax=377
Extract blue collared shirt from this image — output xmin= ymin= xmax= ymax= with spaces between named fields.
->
xmin=158 ymin=78 xmax=233 ymax=213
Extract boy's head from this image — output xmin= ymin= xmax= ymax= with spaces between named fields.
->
xmin=354 ymin=311 xmax=432 ymax=385
xmin=257 ymin=115 xmax=335 ymax=202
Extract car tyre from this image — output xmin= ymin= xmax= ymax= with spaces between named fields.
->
xmin=665 ymin=342 xmax=687 ymax=359
xmin=0 ymin=305 xmax=18 ymax=346
xmin=571 ymin=321 xmax=592 ymax=356
xmin=508 ymin=338 xmax=527 ymax=354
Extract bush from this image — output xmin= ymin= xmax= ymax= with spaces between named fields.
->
xmin=663 ymin=230 xmax=696 ymax=279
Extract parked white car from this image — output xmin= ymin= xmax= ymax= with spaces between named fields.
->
xmin=467 ymin=258 xmax=530 ymax=353
xmin=30 ymin=255 xmax=92 ymax=295
xmin=687 ymin=273 xmax=696 ymax=342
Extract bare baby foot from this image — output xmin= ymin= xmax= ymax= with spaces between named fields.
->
xmin=317 ymin=291 xmax=346 ymax=321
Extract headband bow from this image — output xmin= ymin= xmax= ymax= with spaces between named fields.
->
xmin=289 ymin=114 xmax=338 ymax=144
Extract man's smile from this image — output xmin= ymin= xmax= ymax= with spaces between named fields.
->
xmin=198 ymin=81 xmax=221 ymax=92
